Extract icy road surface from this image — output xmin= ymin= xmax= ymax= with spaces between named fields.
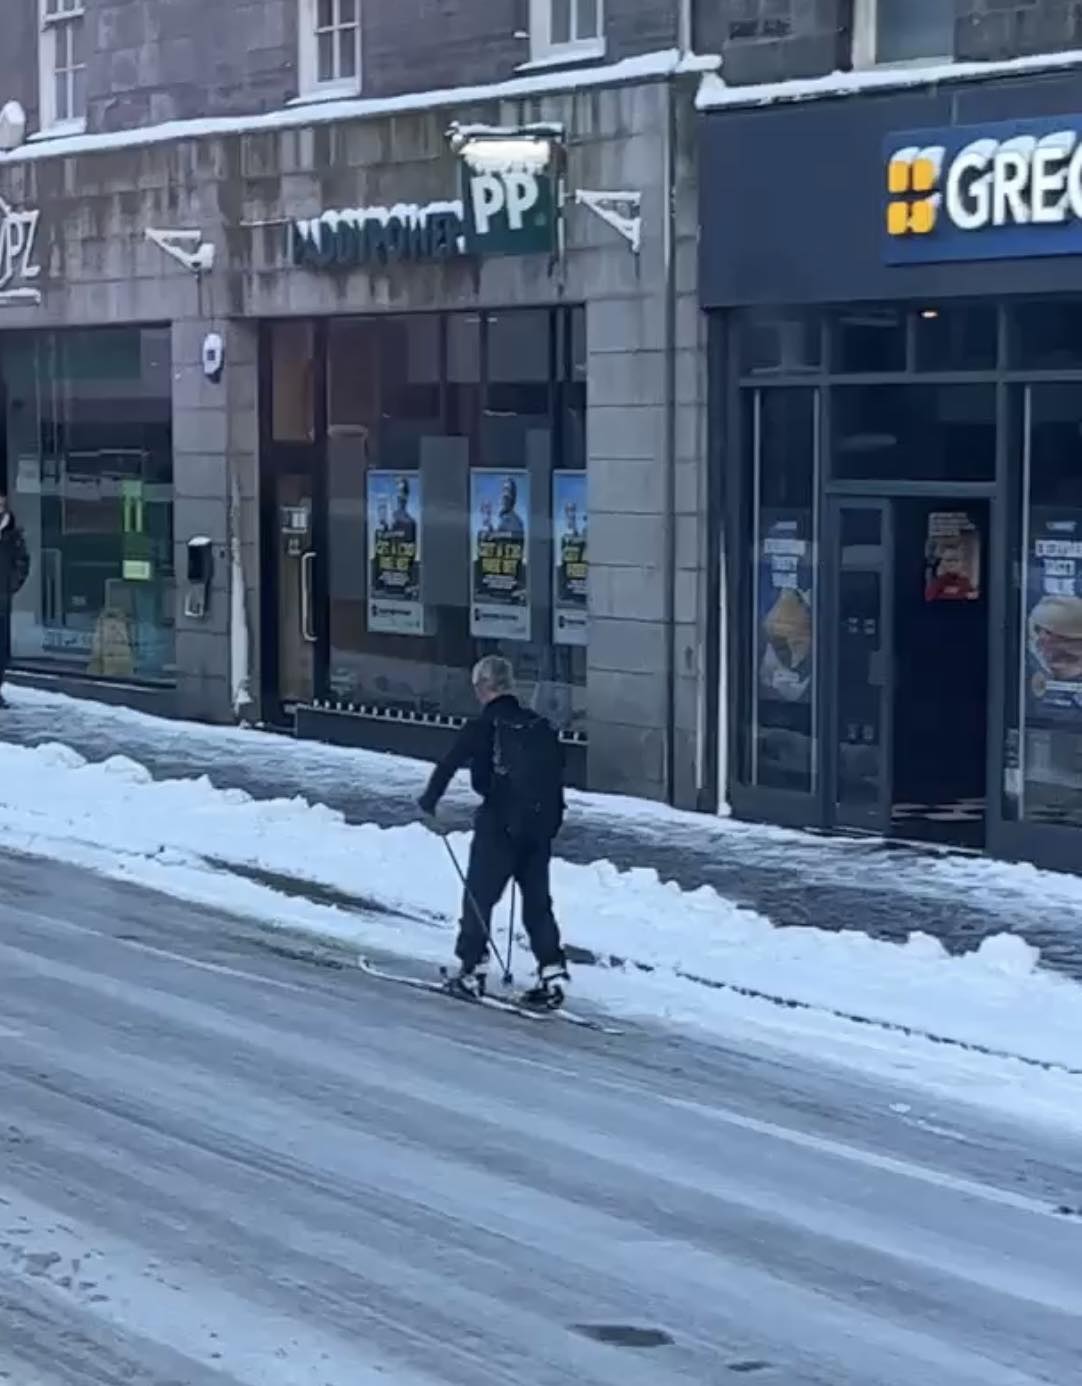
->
xmin=0 ymin=850 xmax=1079 ymax=1386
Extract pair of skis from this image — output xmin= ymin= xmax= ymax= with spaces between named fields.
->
xmin=357 ymin=958 xmax=622 ymax=1035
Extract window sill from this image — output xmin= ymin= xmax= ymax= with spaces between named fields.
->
xmin=29 ymin=117 xmax=87 ymax=142
xmin=517 ymin=40 xmax=607 ymax=72
xmin=288 ymin=82 xmax=363 ymax=108
xmin=851 ymin=54 xmax=954 ymax=73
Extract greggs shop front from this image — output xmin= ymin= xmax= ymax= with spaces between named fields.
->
xmin=701 ymin=70 xmax=1082 ymax=872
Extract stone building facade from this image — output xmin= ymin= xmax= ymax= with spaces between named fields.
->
xmin=0 ymin=23 xmax=711 ymax=807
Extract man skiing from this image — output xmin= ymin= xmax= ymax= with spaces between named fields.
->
xmin=0 ymin=488 xmax=29 ymax=708
xmin=418 ymin=654 xmax=571 ymax=1009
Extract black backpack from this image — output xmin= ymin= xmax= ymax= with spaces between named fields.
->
xmin=492 ymin=712 xmax=564 ymax=840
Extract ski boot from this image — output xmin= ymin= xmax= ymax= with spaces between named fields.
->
xmin=520 ymin=963 xmax=570 ymax=1011
xmin=441 ymin=956 xmax=489 ymax=1000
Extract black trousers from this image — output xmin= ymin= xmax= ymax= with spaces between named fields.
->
xmin=456 ymin=822 xmax=565 ymax=973
xmin=0 ymin=605 xmax=9 ymax=683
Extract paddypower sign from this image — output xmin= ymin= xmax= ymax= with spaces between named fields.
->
xmin=288 ymin=133 xmax=556 ymax=271
xmin=884 ymin=115 xmax=1082 ymax=265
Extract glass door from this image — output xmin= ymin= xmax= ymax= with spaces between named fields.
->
xmin=260 ymin=321 xmax=327 ymax=725
xmin=275 ymin=472 xmax=316 ymax=707
xmin=828 ymin=499 xmax=894 ymax=833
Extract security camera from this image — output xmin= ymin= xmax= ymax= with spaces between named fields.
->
xmin=202 ymin=332 xmax=225 ymax=382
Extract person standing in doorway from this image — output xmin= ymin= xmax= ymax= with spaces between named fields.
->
xmin=0 ymin=489 xmax=29 ymax=708
xmin=418 ymin=654 xmax=571 ymax=1009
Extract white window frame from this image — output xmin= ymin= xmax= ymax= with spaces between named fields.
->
xmin=851 ymin=0 xmax=954 ymax=70
xmin=298 ymin=0 xmax=362 ymax=102
xmin=529 ymin=0 xmax=605 ymax=66
xmin=38 ymin=0 xmax=87 ymax=136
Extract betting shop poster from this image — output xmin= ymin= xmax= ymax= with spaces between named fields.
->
xmin=552 ymin=470 xmax=587 ymax=646
xmin=757 ymin=511 xmax=814 ymax=705
xmin=470 ymin=469 xmax=531 ymax=641
xmin=366 ymin=471 xmax=424 ymax=635
xmin=1026 ymin=509 xmax=1082 ymax=721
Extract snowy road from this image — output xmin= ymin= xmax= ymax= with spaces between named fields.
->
xmin=1 ymin=851 xmax=1079 ymax=1386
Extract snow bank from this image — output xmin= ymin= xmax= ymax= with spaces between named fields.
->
xmin=1 ymin=739 xmax=1081 ymax=1121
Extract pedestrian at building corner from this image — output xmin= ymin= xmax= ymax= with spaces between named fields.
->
xmin=0 ymin=489 xmax=29 ymax=709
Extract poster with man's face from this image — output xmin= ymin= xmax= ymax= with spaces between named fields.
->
xmin=367 ymin=470 xmax=424 ymax=635
xmin=552 ymin=470 xmax=587 ymax=647
xmin=470 ymin=469 xmax=530 ymax=640
xmin=1027 ymin=510 xmax=1082 ymax=720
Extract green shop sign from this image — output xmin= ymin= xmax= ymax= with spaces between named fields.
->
xmin=289 ymin=127 xmax=559 ymax=270
xmin=454 ymin=126 xmax=559 ymax=258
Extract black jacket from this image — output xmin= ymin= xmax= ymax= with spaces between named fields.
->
xmin=0 ymin=513 xmax=29 ymax=605
xmin=419 ymin=694 xmax=564 ymax=826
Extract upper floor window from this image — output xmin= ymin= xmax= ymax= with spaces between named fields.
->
xmin=529 ymin=0 xmax=604 ymax=64
xmin=852 ymin=0 xmax=954 ymax=68
xmin=298 ymin=0 xmax=361 ymax=99
xmin=40 ymin=0 xmax=86 ymax=133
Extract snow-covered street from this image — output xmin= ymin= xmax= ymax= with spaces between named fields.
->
xmin=1 ymin=850 xmax=1080 ymax=1386
xmin=0 ymin=687 xmax=1081 ymax=1131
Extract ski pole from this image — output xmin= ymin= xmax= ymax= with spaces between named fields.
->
xmin=505 ymin=884 xmax=516 ymax=989
xmin=439 ymin=834 xmax=510 ymax=979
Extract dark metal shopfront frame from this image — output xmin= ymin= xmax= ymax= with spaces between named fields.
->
xmin=716 ymin=302 xmax=1082 ymax=874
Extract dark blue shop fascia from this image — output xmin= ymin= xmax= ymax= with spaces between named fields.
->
xmin=700 ymin=70 xmax=1082 ymax=308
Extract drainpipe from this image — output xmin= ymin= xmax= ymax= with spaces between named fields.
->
xmin=662 ymin=73 xmax=678 ymax=805
xmin=678 ymin=0 xmax=693 ymax=57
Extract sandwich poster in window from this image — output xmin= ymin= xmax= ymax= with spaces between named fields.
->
xmin=1026 ymin=509 xmax=1082 ymax=721
xmin=757 ymin=512 xmax=813 ymax=706
xmin=552 ymin=470 xmax=587 ymax=647
xmin=470 ymin=469 xmax=530 ymax=641
xmin=366 ymin=471 xmax=424 ymax=636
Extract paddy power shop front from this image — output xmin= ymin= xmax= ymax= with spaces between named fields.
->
xmin=701 ymin=71 xmax=1082 ymax=872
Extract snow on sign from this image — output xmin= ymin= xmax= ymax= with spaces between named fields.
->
xmin=0 ymin=194 xmax=42 ymax=306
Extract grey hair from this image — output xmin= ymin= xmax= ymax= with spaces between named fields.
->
xmin=472 ymin=654 xmax=514 ymax=695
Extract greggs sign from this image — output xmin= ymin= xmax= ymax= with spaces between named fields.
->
xmin=884 ymin=115 xmax=1082 ymax=265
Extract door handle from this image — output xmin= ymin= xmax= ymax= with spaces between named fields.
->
xmin=300 ymin=550 xmax=317 ymax=644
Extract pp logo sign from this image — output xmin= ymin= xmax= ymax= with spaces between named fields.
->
xmin=462 ymin=168 xmax=555 ymax=257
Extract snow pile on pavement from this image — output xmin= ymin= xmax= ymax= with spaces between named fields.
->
xmin=1 ymin=739 xmax=1081 ymax=1100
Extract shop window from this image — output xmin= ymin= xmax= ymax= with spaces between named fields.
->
xmin=1008 ymin=300 xmax=1082 ymax=371
xmin=482 ymin=311 xmax=551 ymax=468
xmin=1005 ymin=384 xmax=1082 ymax=829
xmin=3 ymin=328 xmax=175 ymax=681
xmin=324 ymin=309 xmax=586 ymax=736
xmin=831 ymin=306 xmax=907 ymax=374
xmin=738 ymin=310 xmax=822 ymax=378
xmin=529 ymin=0 xmax=604 ymax=63
xmin=852 ymin=0 xmax=954 ymax=68
xmin=380 ymin=316 xmax=442 ymax=469
xmin=832 ymin=384 xmax=995 ymax=482
xmin=913 ymin=304 xmax=998 ymax=373
xmin=298 ymin=0 xmax=361 ymax=99
xmin=39 ymin=0 xmax=86 ymax=134
xmin=740 ymin=387 xmax=818 ymax=795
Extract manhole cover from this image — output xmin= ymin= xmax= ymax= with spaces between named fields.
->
xmin=572 ymin=1324 xmax=673 ymax=1348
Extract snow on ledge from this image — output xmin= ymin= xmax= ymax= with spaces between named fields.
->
xmin=0 ymin=49 xmax=717 ymax=168
xmin=696 ymin=47 xmax=1082 ymax=113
